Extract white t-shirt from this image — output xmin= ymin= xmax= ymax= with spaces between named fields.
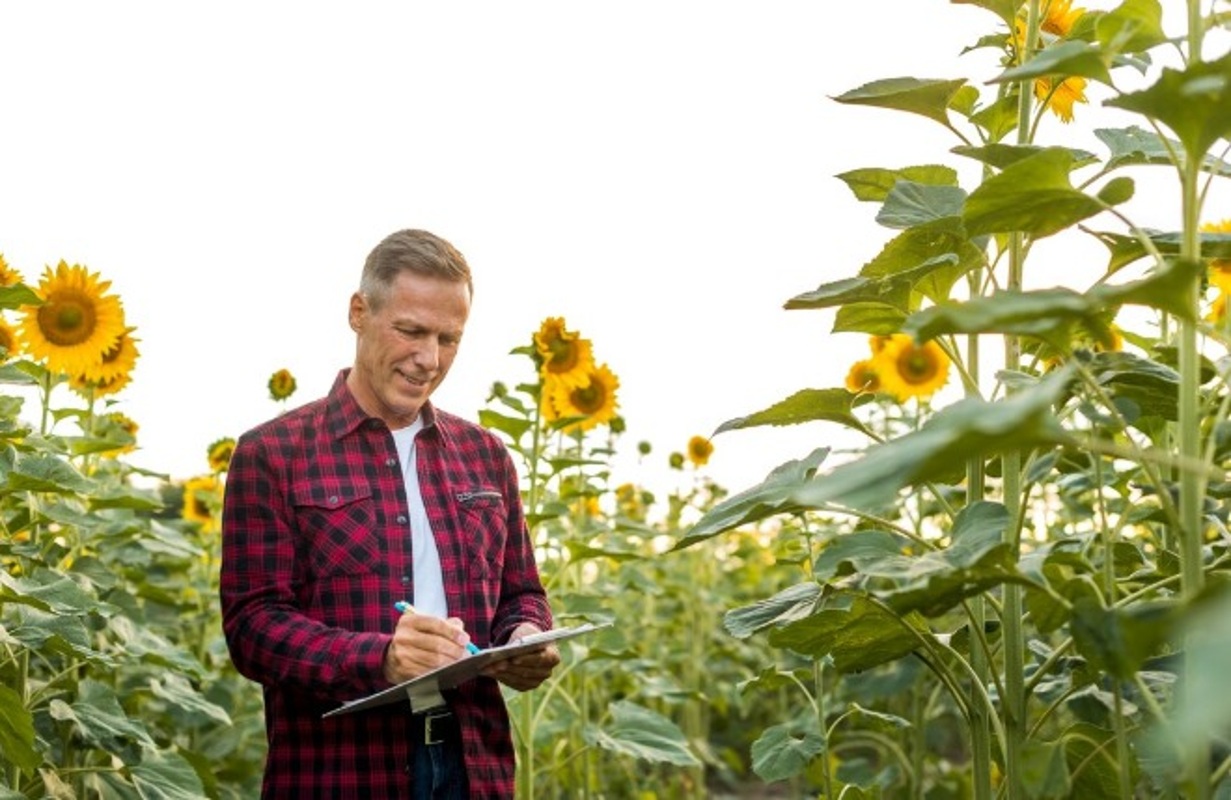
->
xmin=390 ymin=418 xmax=448 ymax=618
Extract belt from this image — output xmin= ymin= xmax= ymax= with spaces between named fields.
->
xmin=415 ymin=709 xmax=457 ymax=747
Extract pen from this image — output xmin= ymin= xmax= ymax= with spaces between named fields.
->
xmin=394 ymin=601 xmax=481 ymax=655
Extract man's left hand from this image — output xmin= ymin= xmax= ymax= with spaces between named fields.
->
xmin=483 ymin=623 xmax=561 ymax=691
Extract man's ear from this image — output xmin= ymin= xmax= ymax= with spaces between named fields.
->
xmin=348 ymin=292 xmax=365 ymax=332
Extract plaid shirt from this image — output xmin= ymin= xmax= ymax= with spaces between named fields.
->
xmin=221 ymin=370 xmax=552 ymax=798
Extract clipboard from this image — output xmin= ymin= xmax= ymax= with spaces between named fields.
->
xmin=323 ymin=622 xmax=610 ymax=718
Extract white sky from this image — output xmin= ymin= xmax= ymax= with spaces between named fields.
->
xmin=0 ymin=1 xmax=1198 ymax=495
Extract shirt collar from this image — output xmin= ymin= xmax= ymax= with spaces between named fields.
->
xmin=326 ymin=368 xmax=440 ymax=439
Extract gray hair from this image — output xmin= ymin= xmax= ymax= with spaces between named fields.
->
xmin=359 ymin=229 xmax=473 ymax=308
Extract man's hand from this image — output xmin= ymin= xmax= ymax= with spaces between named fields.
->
xmin=484 ymin=623 xmax=561 ymax=691
xmin=383 ymin=612 xmax=474 ymax=684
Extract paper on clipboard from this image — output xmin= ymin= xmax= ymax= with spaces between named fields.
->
xmin=323 ymin=622 xmax=610 ymax=718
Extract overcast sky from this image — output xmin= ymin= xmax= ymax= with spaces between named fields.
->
xmin=2 ymin=0 xmax=1194 ymax=496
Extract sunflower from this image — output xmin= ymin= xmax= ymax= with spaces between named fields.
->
xmin=686 ymin=435 xmax=714 ymax=468
xmin=844 ymin=359 xmax=881 ymax=394
xmin=615 ymin=482 xmax=650 ymax=521
xmin=207 ymin=436 xmax=237 ymax=473
xmin=1012 ymin=0 xmax=1088 ymax=123
xmin=1201 ymin=219 xmax=1231 ymax=293
xmin=1208 ymin=293 xmax=1228 ymax=325
xmin=182 ymin=475 xmax=222 ymax=533
xmin=0 ymin=317 xmax=21 ymax=361
xmin=534 ymin=317 xmax=594 ymax=389
xmin=69 ymin=368 xmax=132 ymax=399
xmin=19 ymin=261 xmax=125 ymax=376
xmin=1034 ymin=76 xmax=1088 ymax=123
xmin=79 ymin=326 xmax=140 ymax=384
xmin=872 ymin=334 xmax=951 ymax=403
xmin=0 ymin=254 xmax=23 ymax=287
xmin=97 ymin=411 xmax=139 ymax=456
xmin=268 ymin=368 xmax=297 ymax=401
xmin=548 ymin=362 xmax=620 ymax=433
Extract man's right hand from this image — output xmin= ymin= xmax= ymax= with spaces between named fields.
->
xmin=382 ymin=611 xmax=475 ymax=684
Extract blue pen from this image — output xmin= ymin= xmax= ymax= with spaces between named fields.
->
xmin=394 ymin=601 xmax=481 ymax=654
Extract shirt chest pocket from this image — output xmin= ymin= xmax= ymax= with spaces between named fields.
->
xmin=291 ymin=484 xmax=383 ymax=578
xmin=457 ymin=490 xmax=508 ymax=580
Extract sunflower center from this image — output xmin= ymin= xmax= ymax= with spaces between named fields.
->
xmin=898 ymin=348 xmax=940 ymax=385
xmin=569 ymin=382 xmax=607 ymax=415
xmin=37 ymin=291 xmax=97 ymax=346
xmin=546 ymin=339 xmax=581 ymax=373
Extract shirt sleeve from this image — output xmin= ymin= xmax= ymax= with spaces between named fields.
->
xmin=219 ymin=431 xmax=391 ymax=701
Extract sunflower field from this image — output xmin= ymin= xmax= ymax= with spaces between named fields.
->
xmin=6 ymin=1 xmax=1231 ymax=798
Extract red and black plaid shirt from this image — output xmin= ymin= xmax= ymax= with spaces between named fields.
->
xmin=221 ymin=369 xmax=552 ymax=798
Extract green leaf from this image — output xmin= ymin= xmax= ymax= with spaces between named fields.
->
xmin=149 ymin=674 xmax=232 ymax=727
xmin=1069 ymin=597 xmax=1178 ymax=680
xmin=969 ymin=93 xmax=1020 ymax=143
xmin=992 ymin=40 xmax=1112 ymax=86
xmin=835 ymin=165 xmax=959 ymax=202
xmin=713 ymin=389 xmax=872 ymax=437
xmin=793 ymin=368 xmax=1075 ymax=513
xmin=876 ymin=182 xmax=968 ymax=229
xmin=962 ymin=147 xmax=1108 ymax=238
xmin=724 ymin=582 xmax=822 ymax=639
xmin=89 ymin=484 xmax=165 ymax=511
xmin=583 ymin=700 xmax=700 ymax=767
xmin=0 ymin=284 xmax=41 ymax=309
xmin=0 ymin=683 xmax=41 ymax=772
xmin=833 ymin=77 xmax=968 ymax=128
xmin=1096 ymin=175 xmax=1134 ymax=206
xmin=4 ymin=452 xmax=96 ymax=494
xmin=1095 ymin=125 xmax=1231 ymax=174
xmin=1020 ymin=738 xmax=1073 ymax=798
xmin=858 ymin=217 xmax=984 ymax=305
xmin=127 ymin=747 xmax=209 ymax=800
xmin=769 ymin=590 xmax=927 ymax=672
xmin=52 ymin=679 xmax=156 ymax=751
xmin=1106 ymin=52 xmax=1231 ymax=167
xmin=675 ymin=448 xmax=831 ymax=549
xmin=832 ymin=303 xmax=908 ymax=335
xmin=1096 ymin=0 xmax=1165 ymax=54
xmin=905 ymin=287 xmax=1098 ymax=350
xmin=953 ymin=143 xmax=1098 ymax=171
xmin=784 ymin=276 xmax=912 ymax=314
xmin=814 ymin=530 xmax=909 ymax=582
xmin=1091 ymin=257 xmax=1202 ymax=321
xmin=478 ymin=409 xmax=533 ymax=444
xmin=564 ymin=540 xmax=645 ymax=563
xmin=750 ymin=718 xmax=825 ymax=782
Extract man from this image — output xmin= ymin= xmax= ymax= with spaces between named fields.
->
xmin=220 ymin=229 xmax=559 ymax=798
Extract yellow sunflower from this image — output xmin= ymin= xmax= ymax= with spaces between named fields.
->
xmin=1034 ymin=76 xmax=1088 ymax=123
xmin=1207 ymin=292 xmax=1228 ymax=325
xmin=686 ymin=435 xmax=714 ymax=468
xmin=79 ymin=326 xmax=140 ymax=384
xmin=1039 ymin=0 xmax=1084 ymax=36
xmin=19 ymin=261 xmax=125 ymax=376
xmin=97 ymin=411 xmax=139 ymax=456
xmin=0 ymin=254 xmax=23 ymax=287
xmin=615 ymin=482 xmax=650 ymax=521
xmin=1012 ymin=0 xmax=1088 ymax=123
xmin=268 ymin=368 xmax=297 ymax=401
xmin=872 ymin=334 xmax=951 ymax=403
xmin=182 ymin=474 xmax=223 ymax=533
xmin=1201 ymin=219 xmax=1231 ymax=293
xmin=207 ymin=436 xmax=236 ymax=473
xmin=69 ymin=368 xmax=132 ymax=399
xmin=533 ymin=317 xmax=594 ymax=389
xmin=0 ymin=316 xmax=21 ymax=361
xmin=844 ymin=359 xmax=881 ymax=394
xmin=548 ymin=362 xmax=620 ymax=433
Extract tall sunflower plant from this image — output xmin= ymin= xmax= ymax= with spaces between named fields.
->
xmin=673 ymin=1 xmax=1231 ymax=798
xmin=0 ymin=258 xmax=260 ymax=798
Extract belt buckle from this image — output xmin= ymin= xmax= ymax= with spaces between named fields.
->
xmin=424 ymin=711 xmax=449 ymax=746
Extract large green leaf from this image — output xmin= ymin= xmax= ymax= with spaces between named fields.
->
xmin=674 ymin=448 xmax=831 ymax=549
xmin=1020 ymin=738 xmax=1073 ymax=799
xmin=1095 ymin=0 xmax=1166 ymax=54
xmin=724 ymin=582 xmax=821 ymax=639
xmin=149 ymin=674 xmax=231 ymax=727
xmin=992 ymin=40 xmax=1113 ymax=86
xmin=857 ymin=217 xmax=984 ymax=304
xmin=905 ymin=287 xmax=1100 ymax=350
xmin=836 ymin=165 xmax=958 ymax=202
xmin=1069 ymin=596 xmax=1179 ymax=680
xmin=50 ymin=679 xmax=156 ymax=751
xmin=833 ymin=77 xmax=968 ymax=128
xmin=1089 ymin=257 xmax=1202 ymax=321
xmin=583 ymin=700 xmax=700 ymax=767
xmin=784 ymin=276 xmax=913 ymax=314
xmin=792 ymin=368 xmax=1075 ymax=513
xmin=1095 ymin=126 xmax=1231 ymax=174
xmin=953 ymin=143 xmax=1098 ymax=171
xmin=876 ymin=182 xmax=968 ymax=229
xmin=832 ymin=303 xmax=909 ymax=335
xmin=3 ymin=453 xmax=95 ymax=494
xmin=750 ymin=717 xmax=825 ymax=782
xmin=768 ymin=589 xmax=928 ymax=673
xmin=1106 ymin=52 xmax=1231 ymax=167
xmin=0 ymin=284 xmax=41 ymax=309
xmin=0 ymin=683 xmax=40 ymax=772
xmin=127 ymin=747 xmax=209 ymax=800
xmin=962 ymin=147 xmax=1116 ymax=238
xmin=713 ymin=389 xmax=872 ymax=437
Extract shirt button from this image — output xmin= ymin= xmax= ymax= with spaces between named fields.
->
xmin=386 ymin=458 xmax=397 ymax=468
xmin=397 ymin=515 xmax=407 ymax=524
xmin=328 ymin=495 xmax=339 ymax=506
xmin=401 ymin=575 xmax=410 ymax=585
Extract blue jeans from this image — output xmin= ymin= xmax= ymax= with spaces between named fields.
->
xmin=412 ymin=711 xmax=469 ymax=799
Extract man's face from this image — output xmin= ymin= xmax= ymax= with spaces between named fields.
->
xmin=347 ymin=270 xmax=471 ymax=429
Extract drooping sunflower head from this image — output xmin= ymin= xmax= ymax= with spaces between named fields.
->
xmin=19 ymin=261 xmax=126 ymax=376
xmin=844 ymin=359 xmax=881 ymax=394
xmin=207 ymin=436 xmax=237 ymax=473
xmin=96 ymin=411 xmax=139 ymax=456
xmin=0 ymin=316 xmax=21 ymax=362
xmin=686 ymin=435 xmax=714 ymax=468
xmin=548 ymin=362 xmax=620 ymax=433
xmin=268 ymin=368 xmax=297 ymax=401
xmin=182 ymin=474 xmax=223 ymax=533
xmin=534 ymin=317 xmax=595 ymax=389
xmin=69 ymin=368 xmax=133 ymax=399
xmin=1033 ymin=76 xmax=1088 ymax=123
xmin=872 ymin=334 xmax=951 ymax=403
